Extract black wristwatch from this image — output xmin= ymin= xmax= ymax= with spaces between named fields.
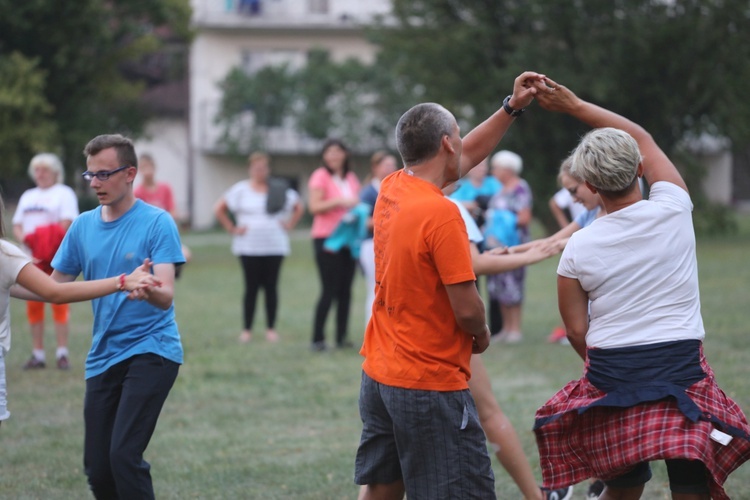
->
xmin=502 ymin=95 xmax=525 ymax=117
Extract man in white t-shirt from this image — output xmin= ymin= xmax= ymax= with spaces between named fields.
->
xmin=12 ymin=153 xmax=79 ymax=370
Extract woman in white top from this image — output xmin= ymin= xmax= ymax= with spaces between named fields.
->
xmin=214 ymin=152 xmax=304 ymax=344
xmin=12 ymin=153 xmax=79 ymax=370
xmin=0 ymin=195 xmax=159 ymax=426
xmin=532 ymin=78 xmax=750 ymax=500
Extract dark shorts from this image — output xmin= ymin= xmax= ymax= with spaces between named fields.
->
xmin=354 ymin=372 xmax=495 ymax=499
xmin=605 ymin=460 xmax=710 ymax=494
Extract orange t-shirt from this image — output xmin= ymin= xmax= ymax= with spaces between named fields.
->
xmin=361 ymin=170 xmax=477 ymax=391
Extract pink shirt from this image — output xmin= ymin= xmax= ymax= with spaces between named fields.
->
xmin=308 ymin=167 xmax=360 ymax=238
xmin=134 ymin=183 xmax=175 ymax=213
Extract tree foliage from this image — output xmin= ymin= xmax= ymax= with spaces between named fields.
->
xmin=0 ymin=0 xmax=192 ymax=179
xmin=0 ymin=52 xmax=58 ymax=177
xmin=370 ymin=0 xmax=750 ymax=229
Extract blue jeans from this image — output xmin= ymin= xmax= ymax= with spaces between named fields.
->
xmin=84 ymin=353 xmax=179 ymax=499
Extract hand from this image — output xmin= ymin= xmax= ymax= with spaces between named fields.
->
xmin=339 ymin=197 xmax=359 ymax=209
xmin=124 ymin=258 xmax=161 ymax=297
xmin=534 ymin=77 xmax=581 ymax=113
xmin=232 ymin=225 xmax=248 ymax=236
xmin=508 ymin=71 xmax=551 ymax=110
xmin=525 ymin=242 xmax=561 ymax=262
xmin=484 ymin=246 xmax=509 ymax=256
xmin=472 ymin=325 xmax=491 ymax=354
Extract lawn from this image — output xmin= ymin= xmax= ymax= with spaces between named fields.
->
xmin=2 ymin=217 xmax=749 ymax=499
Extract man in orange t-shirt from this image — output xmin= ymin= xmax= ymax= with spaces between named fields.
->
xmin=355 ymin=72 xmax=550 ymax=500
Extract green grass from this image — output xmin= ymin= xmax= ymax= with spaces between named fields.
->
xmin=2 ymin=217 xmax=750 ymax=499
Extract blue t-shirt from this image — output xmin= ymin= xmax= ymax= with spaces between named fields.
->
xmin=574 ymin=207 xmax=601 ymax=228
xmin=52 ymin=200 xmax=185 ymax=379
xmin=449 ymin=176 xmax=502 ymax=202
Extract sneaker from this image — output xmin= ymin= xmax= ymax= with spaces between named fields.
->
xmin=238 ymin=331 xmax=252 ymax=343
xmin=310 ymin=341 xmax=327 ymax=352
xmin=586 ymin=479 xmax=605 ymax=499
xmin=56 ymin=355 xmax=70 ymax=370
xmin=542 ymin=485 xmax=573 ymax=500
xmin=547 ymin=326 xmax=567 ymax=343
xmin=495 ymin=330 xmax=523 ymax=344
xmin=23 ymin=356 xmax=46 ymax=370
xmin=336 ymin=339 xmax=354 ymax=349
xmin=265 ymin=330 xmax=279 ymax=343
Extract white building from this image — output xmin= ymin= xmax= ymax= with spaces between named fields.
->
xmin=136 ymin=0 xmax=392 ymax=229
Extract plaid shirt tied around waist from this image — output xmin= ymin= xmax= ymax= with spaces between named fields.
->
xmin=534 ymin=340 xmax=750 ymax=499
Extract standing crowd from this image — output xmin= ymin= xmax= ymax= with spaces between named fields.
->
xmin=2 ymin=70 xmax=749 ymax=500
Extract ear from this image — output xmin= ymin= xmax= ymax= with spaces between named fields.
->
xmin=441 ymin=134 xmax=455 ymax=155
xmin=126 ymin=166 xmax=138 ymax=183
xmin=584 ymin=180 xmax=598 ymax=194
xmin=636 ymin=162 xmax=644 ymax=178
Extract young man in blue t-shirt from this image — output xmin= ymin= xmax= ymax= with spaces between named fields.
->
xmin=51 ymin=134 xmax=184 ymax=499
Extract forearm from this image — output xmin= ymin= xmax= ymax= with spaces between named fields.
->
xmin=215 ymin=210 xmax=236 ymax=233
xmin=143 ymin=284 xmax=174 ymax=310
xmin=473 ymin=252 xmax=535 ymax=276
xmin=459 ymin=107 xmax=516 ymax=177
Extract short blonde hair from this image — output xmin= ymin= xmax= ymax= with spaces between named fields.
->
xmin=490 ymin=150 xmax=523 ymax=174
xmin=248 ymin=151 xmax=269 ymax=165
xmin=28 ymin=153 xmax=65 ymax=184
xmin=571 ymin=127 xmax=641 ymax=192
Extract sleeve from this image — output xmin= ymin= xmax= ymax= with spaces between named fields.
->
xmin=449 ymin=199 xmax=483 ymax=244
xmin=148 ymin=213 xmax=185 ymax=266
xmin=59 ymin=186 xmax=80 ymax=220
xmin=556 ymin=235 xmax=578 ymax=279
xmin=0 ymin=240 xmax=32 ymax=288
xmin=553 ymin=188 xmax=571 ymax=209
xmin=223 ymin=183 xmax=241 ymax=213
xmin=11 ymin=192 xmax=30 ymax=225
xmin=163 ymin=184 xmax=175 ymax=213
xmin=428 ymin=204 xmax=476 ymax=285
xmin=648 ymin=181 xmax=693 ymax=212
xmin=308 ymin=168 xmax=329 ymax=192
xmin=283 ymin=188 xmax=299 ymax=212
xmin=50 ymin=217 xmax=83 ymax=277
xmin=574 ymin=208 xmax=598 ymax=228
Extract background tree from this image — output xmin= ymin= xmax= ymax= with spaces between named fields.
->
xmin=369 ymin=0 xmax=749 ymax=231
xmin=0 ymin=0 xmax=192 ymax=184
xmin=0 ymin=52 xmax=58 ymax=178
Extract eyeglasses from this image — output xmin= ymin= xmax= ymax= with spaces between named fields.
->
xmin=81 ymin=165 xmax=131 ymax=181
xmin=567 ymin=184 xmax=580 ymax=196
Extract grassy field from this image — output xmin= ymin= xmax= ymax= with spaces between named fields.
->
xmin=2 ymin=217 xmax=749 ymax=499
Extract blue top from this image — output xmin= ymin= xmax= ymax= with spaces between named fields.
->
xmin=52 ymin=200 xmax=185 ymax=379
xmin=449 ymin=176 xmax=502 ymax=202
xmin=574 ymin=207 xmax=601 ymax=228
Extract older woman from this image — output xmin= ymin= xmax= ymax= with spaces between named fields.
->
xmin=12 ymin=153 xmax=79 ymax=370
xmin=307 ymin=139 xmax=361 ymax=351
xmin=214 ymin=152 xmax=304 ymax=343
xmin=485 ymin=150 xmax=532 ymax=343
xmin=532 ymin=79 xmax=750 ymax=500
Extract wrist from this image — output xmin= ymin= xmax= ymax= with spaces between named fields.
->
xmin=117 ymin=274 xmax=126 ymax=292
xmin=503 ymin=95 xmax=525 ymax=117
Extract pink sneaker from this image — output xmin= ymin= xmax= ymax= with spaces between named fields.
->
xmin=547 ymin=327 xmax=567 ymax=343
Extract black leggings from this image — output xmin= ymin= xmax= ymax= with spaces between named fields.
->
xmin=312 ymin=238 xmax=357 ymax=345
xmin=239 ymin=255 xmax=284 ymax=330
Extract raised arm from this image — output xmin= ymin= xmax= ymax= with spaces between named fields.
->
xmin=536 ymin=78 xmax=687 ymax=191
xmin=458 ymin=71 xmax=549 ymax=177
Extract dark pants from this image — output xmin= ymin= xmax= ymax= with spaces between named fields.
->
xmin=84 ymin=353 xmax=179 ymax=500
xmin=239 ymin=255 xmax=284 ymax=330
xmin=312 ymin=238 xmax=357 ymax=345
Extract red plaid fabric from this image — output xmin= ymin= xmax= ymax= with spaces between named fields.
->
xmin=534 ymin=352 xmax=750 ymax=499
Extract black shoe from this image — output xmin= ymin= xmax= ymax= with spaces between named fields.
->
xmin=310 ymin=341 xmax=327 ymax=352
xmin=587 ymin=479 xmax=605 ymax=499
xmin=542 ymin=485 xmax=573 ymax=500
xmin=23 ymin=356 xmax=46 ymax=370
xmin=57 ymin=355 xmax=70 ymax=370
xmin=336 ymin=340 xmax=354 ymax=349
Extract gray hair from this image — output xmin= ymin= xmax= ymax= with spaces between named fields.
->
xmin=570 ymin=127 xmax=642 ymax=193
xmin=28 ymin=153 xmax=65 ymax=184
xmin=83 ymin=134 xmax=138 ymax=169
xmin=490 ymin=150 xmax=523 ymax=174
xmin=395 ymin=103 xmax=455 ymax=167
